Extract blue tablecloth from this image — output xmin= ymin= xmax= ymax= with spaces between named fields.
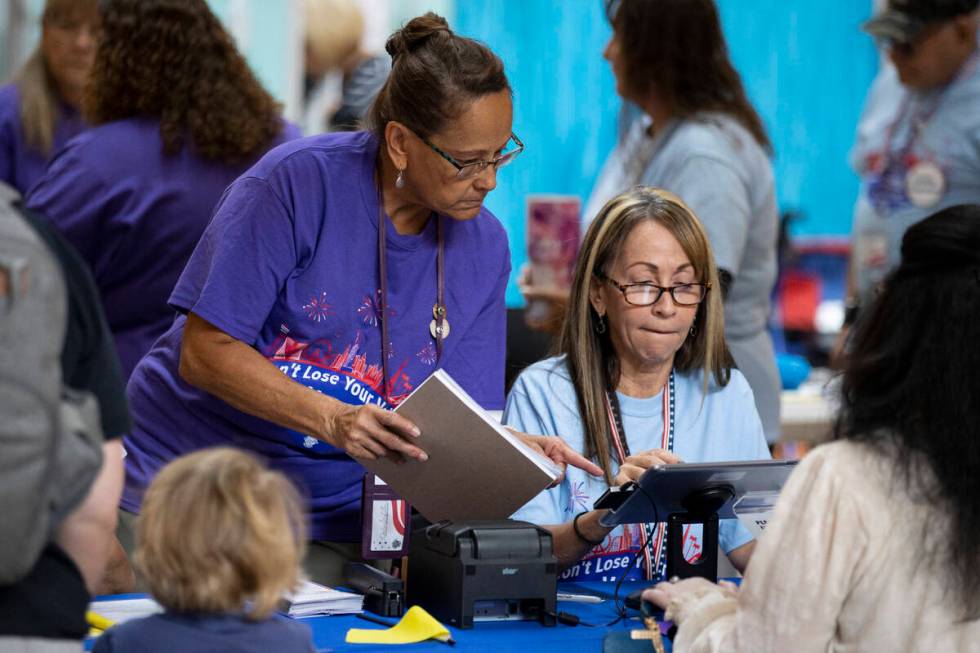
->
xmin=88 ymin=581 xmax=671 ymax=653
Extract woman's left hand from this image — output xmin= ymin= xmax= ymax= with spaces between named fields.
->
xmin=510 ymin=430 xmax=604 ymax=480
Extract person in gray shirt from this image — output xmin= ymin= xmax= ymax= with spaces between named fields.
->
xmin=847 ymin=0 xmax=980 ymax=318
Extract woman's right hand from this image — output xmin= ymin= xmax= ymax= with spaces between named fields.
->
xmin=326 ymin=403 xmax=428 ymax=463
xmin=612 ymin=448 xmax=683 ymax=486
xmin=518 ymin=264 xmax=569 ymax=334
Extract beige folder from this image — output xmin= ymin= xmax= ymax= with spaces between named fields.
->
xmin=360 ymin=370 xmax=561 ymax=522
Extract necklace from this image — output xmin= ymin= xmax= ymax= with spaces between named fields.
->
xmin=375 ymin=172 xmax=447 ymax=402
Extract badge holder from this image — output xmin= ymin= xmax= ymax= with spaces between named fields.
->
xmin=361 ymin=473 xmax=411 ymax=560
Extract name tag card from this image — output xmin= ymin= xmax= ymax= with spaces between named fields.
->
xmin=732 ymin=490 xmax=780 ymax=541
xmin=361 ymin=474 xmax=410 ymax=559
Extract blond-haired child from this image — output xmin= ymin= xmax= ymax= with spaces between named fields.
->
xmin=93 ymin=447 xmax=314 ymax=652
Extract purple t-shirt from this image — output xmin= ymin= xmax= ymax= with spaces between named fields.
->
xmin=25 ymin=117 xmax=301 ymax=378
xmin=124 ymin=130 xmax=510 ymax=541
xmin=0 ymin=82 xmax=87 ymax=196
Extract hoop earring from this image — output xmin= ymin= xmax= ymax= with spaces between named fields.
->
xmin=689 ymin=321 xmax=697 ymax=338
xmin=595 ymin=314 xmax=607 ymax=334
xmin=395 ymin=169 xmax=405 ymax=189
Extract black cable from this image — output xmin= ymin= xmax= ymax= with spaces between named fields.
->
xmin=526 ymin=605 xmax=595 ymax=627
xmin=606 ymin=483 xmax=661 ymax=626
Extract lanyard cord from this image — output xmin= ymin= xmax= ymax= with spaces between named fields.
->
xmin=376 ymin=177 xmax=445 ymax=403
xmin=879 ymin=52 xmax=979 ymax=167
xmin=603 ymin=370 xmax=676 ymax=580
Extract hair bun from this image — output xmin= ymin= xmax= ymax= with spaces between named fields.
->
xmin=385 ymin=12 xmax=451 ymax=60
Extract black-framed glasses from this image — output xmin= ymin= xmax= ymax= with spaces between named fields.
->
xmin=598 ymin=274 xmax=710 ymax=307
xmin=422 ymin=132 xmax=525 ymax=180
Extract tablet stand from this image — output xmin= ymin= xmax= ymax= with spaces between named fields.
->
xmin=665 ymin=485 xmax=734 ymax=583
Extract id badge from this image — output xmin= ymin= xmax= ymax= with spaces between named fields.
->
xmin=361 ymin=473 xmax=410 ymax=559
xmin=906 ymin=160 xmax=946 ymax=208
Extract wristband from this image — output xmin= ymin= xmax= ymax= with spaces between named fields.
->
xmin=572 ymin=511 xmax=605 ymax=546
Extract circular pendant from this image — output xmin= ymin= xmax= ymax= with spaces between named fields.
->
xmin=429 ymin=318 xmax=450 ymax=340
xmin=906 ymin=161 xmax=945 ymax=208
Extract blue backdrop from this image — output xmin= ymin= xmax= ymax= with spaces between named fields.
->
xmin=453 ymin=1 xmax=880 ymax=307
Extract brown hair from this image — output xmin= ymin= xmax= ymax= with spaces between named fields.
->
xmin=13 ymin=0 xmax=99 ymax=155
xmin=608 ymin=0 xmax=771 ymax=153
xmin=85 ymin=0 xmax=284 ymax=164
xmin=135 ymin=447 xmax=307 ymax=620
xmin=559 ymin=187 xmax=733 ymax=483
xmin=369 ymin=12 xmax=510 ymax=139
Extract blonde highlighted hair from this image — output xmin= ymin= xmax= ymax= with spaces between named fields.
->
xmin=558 ymin=187 xmax=733 ymax=484
xmin=13 ymin=0 xmax=98 ymax=155
xmin=135 ymin=447 xmax=307 ymax=620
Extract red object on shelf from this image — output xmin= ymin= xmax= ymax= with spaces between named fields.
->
xmin=779 ymin=271 xmax=822 ymax=332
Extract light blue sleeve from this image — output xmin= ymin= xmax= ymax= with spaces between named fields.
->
xmin=719 ymin=373 xmax=771 ymax=553
xmin=504 ymin=375 xmax=568 ymax=526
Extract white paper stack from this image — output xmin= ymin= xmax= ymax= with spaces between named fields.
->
xmin=281 ymin=581 xmax=363 ymax=618
xmin=89 ymin=597 xmax=163 ymax=624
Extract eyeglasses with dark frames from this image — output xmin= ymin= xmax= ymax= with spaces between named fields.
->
xmin=597 ymin=274 xmax=710 ymax=307
xmin=421 ymin=132 xmax=525 ymax=180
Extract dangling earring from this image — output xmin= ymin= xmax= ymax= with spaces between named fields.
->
xmin=395 ymin=169 xmax=405 ymax=189
xmin=689 ymin=320 xmax=697 ymax=338
xmin=595 ymin=314 xmax=607 ymax=334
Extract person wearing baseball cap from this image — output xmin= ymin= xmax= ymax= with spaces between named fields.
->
xmin=841 ymin=0 xmax=980 ymax=338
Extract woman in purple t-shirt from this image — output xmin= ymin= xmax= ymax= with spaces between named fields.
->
xmin=123 ymin=12 xmax=600 ymax=584
xmin=0 ymin=0 xmax=97 ymax=195
xmin=26 ymin=0 xmax=300 ymax=379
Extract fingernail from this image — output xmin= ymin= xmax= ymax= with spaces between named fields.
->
xmin=412 ymin=427 xmax=422 ymax=437
xmin=418 ymin=452 xmax=428 ymax=462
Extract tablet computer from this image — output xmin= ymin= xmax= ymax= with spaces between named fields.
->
xmin=598 ymin=459 xmax=797 ymax=527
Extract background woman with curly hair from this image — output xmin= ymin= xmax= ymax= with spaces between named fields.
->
xmin=0 ymin=0 xmax=98 ymax=195
xmin=25 ymin=0 xmax=300 ymax=379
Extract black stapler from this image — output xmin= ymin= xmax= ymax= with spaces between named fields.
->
xmin=344 ymin=562 xmax=404 ymax=617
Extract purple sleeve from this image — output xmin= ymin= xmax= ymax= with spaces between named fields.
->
xmin=25 ymin=146 xmax=122 ymax=279
xmin=443 ymin=240 xmax=510 ymax=411
xmin=170 ymin=177 xmax=297 ymax=345
xmin=0 ymin=86 xmax=19 ymax=188
xmin=0 ymin=117 xmax=14 ymax=188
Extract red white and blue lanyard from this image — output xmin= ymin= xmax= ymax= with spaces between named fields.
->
xmin=604 ymin=370 xmax=675 ymax=581
xmin=878 ymin=52 xmax=978 ymax=171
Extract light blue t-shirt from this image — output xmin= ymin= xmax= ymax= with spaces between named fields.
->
xmin=504 ymin=356 xmax=770 ymax=583
xmin=851 ymin=52 xmax=980 ymax=302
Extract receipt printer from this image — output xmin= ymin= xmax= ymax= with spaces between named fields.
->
xmin=407 ymin=520 xmax=557 ymax=628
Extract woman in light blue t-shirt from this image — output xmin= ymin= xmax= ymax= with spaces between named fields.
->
xmin=506 ymin=188 xmax=770 ymax=584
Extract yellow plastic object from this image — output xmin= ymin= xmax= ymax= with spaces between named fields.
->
xmin=345 ymin=606 xmax=451 ymax=645
xmin=86 ymin=610 xmax=115 ymax=632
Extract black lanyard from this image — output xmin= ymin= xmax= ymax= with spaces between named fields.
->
xmin=376 ymin=179 xmax=446 ymax=404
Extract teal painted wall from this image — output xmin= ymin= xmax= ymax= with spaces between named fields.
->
xmin=453 ymin=1 xmax=620 ymax=307
xmin=454 ymin=1 xmax=879 ymax=306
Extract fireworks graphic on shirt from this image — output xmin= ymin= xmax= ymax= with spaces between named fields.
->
xmin=357 ymin=289 xmax=396 ymax=327
xmin=416 ymin=342 xmax=437 ymax=366
xmin=569 ymin=481 xmax=590 ymax=512
xmin=302 ymin=292 xmax=333 ymax=322
xmin=358 ymin=291 xmax=382 ymax=326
